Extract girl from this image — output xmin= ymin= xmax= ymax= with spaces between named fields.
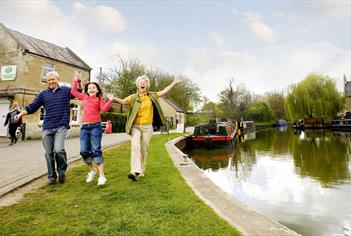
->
xmin=71 ymin=74 xmax=113 ymax=185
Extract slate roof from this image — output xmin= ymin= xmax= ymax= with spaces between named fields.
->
xmin=3 ymin=23 xmax=91 ymax=70
xmin=162 ymin=97 xmax=184 ymax=112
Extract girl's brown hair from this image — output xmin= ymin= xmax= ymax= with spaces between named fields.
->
xmin=84 ymin=82 xmax=103 ymax=98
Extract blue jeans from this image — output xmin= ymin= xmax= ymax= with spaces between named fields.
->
xmin=80 ymin=123 xmax=103 ymax=164
xmin=42 ymin=126 xmax=68 ymax=180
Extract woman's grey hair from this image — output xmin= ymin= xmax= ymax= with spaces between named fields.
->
xmin=46 ymin=71 xmax=59 ymax=79
xmin=135 ymin=75 xmax=150 ymax=88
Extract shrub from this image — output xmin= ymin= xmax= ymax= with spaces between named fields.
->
xmin=100 ymin=112 xmax=127 ymax=133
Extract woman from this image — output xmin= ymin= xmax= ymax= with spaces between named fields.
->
xmin=4 ymin=101 xmax=22 ymax=146
xmin=114 ymin=75 xmax=182 ymax=181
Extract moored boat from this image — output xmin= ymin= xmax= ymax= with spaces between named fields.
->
xmin=331 ymin=118 xmax=351 ymax=130
xmin=187 ymin=121 xmax=236 ymax=149
xmin=238 ymin=120 xmax=255 ymax=133
xmin=273 ymin=119 xmax=288 ymax=127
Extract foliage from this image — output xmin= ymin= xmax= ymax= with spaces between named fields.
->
xmin=244 ymin=101 xmax=274 ymax=122
xmin=264 ymin=91 xmax=286 ymax=120
xmin=200 ymin=96 xmax=218 ymax=118
xmin=217 ymin=79 xmax=252 ymax=120
xmin=186 ymin=113 xmax=211 ymax=126
xmin=157 ymin=75 xmax=202 ymax=111
xmin=102 ymin=56 xmax=145 ymax=98
xmin=0 ymin=134 xmax=241 ymax=236
xmin=99 ymin=56 xmax=202 ymax=112
xmin=100 ymin=112 xmax=127 ymax=133
xmin=285 ymin=73 xmax=344 ymax=121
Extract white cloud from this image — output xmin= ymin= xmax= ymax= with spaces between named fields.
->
xmin=315 ymin=1 xmax=351 ymax=19
xmin=0 ymin=1 xmax=86 ymax=48
xmin=112 ymin=42 xmax=159 ymax=65
xmin=241 ymin=12 xmax=278 ymax=43
xmin=207 ymin=32 xmax=225 ymax=48
xmin=72 ymin=3 xmax=126 ymax=33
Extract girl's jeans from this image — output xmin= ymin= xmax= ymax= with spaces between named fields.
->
xmin=80 ymin=123 xmax=103 ymax=164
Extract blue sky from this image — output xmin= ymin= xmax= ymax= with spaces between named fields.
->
xmin=1 ymin=0 xmax=351 ymax=102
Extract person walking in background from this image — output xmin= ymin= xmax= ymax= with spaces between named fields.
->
xmin=113 ymin=75 xmax=183 ymax=181
xmin=4 ymin=101 xmax=22 ymax=146
xmin=15 ymin=71 xmax=72 ymax=185
xmin=71 ymin=73 xmax=113 ymax=186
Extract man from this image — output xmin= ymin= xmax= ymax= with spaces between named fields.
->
xmin=15 ymin=71 xmax=72 ymax=185
xmin=4 ymin=101 xmax=22 ymax=146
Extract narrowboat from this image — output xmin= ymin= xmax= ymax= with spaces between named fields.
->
xmin=187 ymin=121 xmax=236 ymax=149
xmin=293 ymin=119 xmax=304 ymax=130
xmin=331 ymin=118 xmax=351 ymax=130
xmin=273 ymin=119 xmax=288 ymax=127
xmin=238 ymin=120 xmax=255 ymax=133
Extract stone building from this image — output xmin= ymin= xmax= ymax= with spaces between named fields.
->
xmin=0 ymin=23 xmax=91 ymax=139
xmin=344 ymin=75 xmax=351 ymax=114
xmin=158 ymin=97 xmax=185 ymax=128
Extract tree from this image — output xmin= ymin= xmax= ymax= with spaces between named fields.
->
xmin=264 ymin=91 xmax=286 ymax=119
xmin=285 ymin=73 xmax=344 ymax=121
xmin=99 ymin=56 xmax=202 ymax=112
xmin=102 ymin=56 xmax=145 ymax=99
xmin=217 ymin=79 xmax=252 ymax=120
xmin=201 ymin=96 xmax=218 ymax=118
xmin=244 ymin=101 xmax=274 ymax=122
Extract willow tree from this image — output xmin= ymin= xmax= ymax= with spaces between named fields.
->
xmin=285 ymin=73 xmax=344 ymax=121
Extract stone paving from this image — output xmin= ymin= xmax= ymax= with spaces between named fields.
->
xmin=0 ymin=133 xmax=130 ymax=196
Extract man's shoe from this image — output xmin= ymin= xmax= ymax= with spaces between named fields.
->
xmin=48 ymin=179 xmax=56 ymax=185
xmin=128 ymin=173 xmax=137 ymax=181
xmin=58 ymin=174 xmax=66 ymax=184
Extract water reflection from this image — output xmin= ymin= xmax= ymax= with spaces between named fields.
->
xmin=185 ymin=128 xmax=351 ymax=236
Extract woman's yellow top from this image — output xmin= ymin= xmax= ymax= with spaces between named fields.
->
xmin=126 ymin=92 xmax=160 ymax=125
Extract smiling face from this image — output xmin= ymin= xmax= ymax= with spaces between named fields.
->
xmin=87 ymin=83 xmax=98 ymax=97
xmin=47 ymin=74 xmax=59 ymax=90
xmin=137 ymin=79 xmax=148 ymax=94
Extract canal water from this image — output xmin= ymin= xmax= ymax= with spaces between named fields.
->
xmin=185 ymin=127 xmax=351 ymax=236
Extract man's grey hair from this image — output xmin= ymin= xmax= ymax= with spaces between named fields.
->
xmin=135 ymin=75 xmax=150 ymax=88
xmin=46 ymin=71 xmax=59 ymax=79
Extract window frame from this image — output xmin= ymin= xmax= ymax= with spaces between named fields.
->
xmin=40 ymin=63 xmax=54 ymax=83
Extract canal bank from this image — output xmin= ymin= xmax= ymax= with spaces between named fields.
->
xmin=166 ymin=136 xmax=300 ymax=236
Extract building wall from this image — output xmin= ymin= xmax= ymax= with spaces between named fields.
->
xmin=158 ymin=98 xmax=185 ymax=128
xmin=344 ymin=81 xmax=351 ymax=113
xmin=0 ymin=25 xmax=90 ymax=139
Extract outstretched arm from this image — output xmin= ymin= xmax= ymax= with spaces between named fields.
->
xmin=113 ymin=97 xmax=130 ymax=106
xmin=158 ymin=75 xmax=183 ymax=97
xmin=71 ymin=74 xmax=85 ymax=100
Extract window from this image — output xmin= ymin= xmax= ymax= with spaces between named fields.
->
xmin=41 ymin=63 xmax=54 ymax=82
xmin=71 ymin=104 xmax=80 ymax=125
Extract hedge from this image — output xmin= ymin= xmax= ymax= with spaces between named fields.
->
xmin=100 ymin=112 xmax=127 ymax=133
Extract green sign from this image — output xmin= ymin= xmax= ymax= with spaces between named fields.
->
xmin=1 ymin=65 xmax=17 ymax=81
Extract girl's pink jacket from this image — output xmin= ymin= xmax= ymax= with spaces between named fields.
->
xmin=71 ymin=79 xmax=113 ymax=123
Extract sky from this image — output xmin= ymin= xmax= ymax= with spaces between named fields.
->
xmin=1 ymin=0 xmax=351 ymax=102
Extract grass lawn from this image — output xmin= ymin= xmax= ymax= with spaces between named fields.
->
xmin=0 ymin=133 xmax=242 ymax=236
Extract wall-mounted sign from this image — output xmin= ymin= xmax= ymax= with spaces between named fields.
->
xmin=1 ymin=65 xmax=17 ymax=81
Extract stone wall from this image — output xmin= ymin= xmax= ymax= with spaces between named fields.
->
xmin=0 ymin=24 xmax=90 ymax=139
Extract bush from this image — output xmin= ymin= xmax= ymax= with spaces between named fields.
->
xmin=100 ymin=112 xmax=127 ymax=133
xmin=186 ymin=113 xmax=210 ymax=126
